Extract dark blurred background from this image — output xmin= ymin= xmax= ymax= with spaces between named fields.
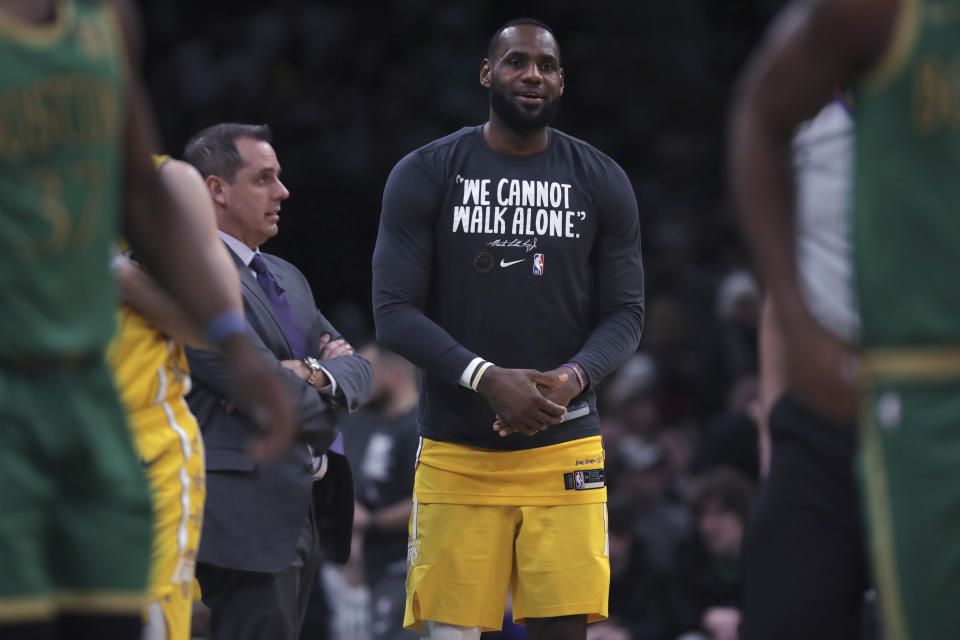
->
xmin=135 ymin=4 xmax=802 ymax=638
xmin=136 ymin=0 xmax=785 ymax=423
xmin=136 ymin=4 xmax=773 ymax=313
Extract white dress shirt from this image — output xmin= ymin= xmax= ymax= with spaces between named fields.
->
xmin=219 ymin=231 xmax=335 ymax=478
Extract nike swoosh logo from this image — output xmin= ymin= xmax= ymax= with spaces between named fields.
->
xmin=500 ymin=259 xmax=525 ymax=268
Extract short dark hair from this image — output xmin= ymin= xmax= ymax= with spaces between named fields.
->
xmin=486 ymin=18 xmax=560 ymax=62
xmin=183 ymin=123 xmax=272 ymax=183
xmin=691 ymin=467 xmax=754 ymax=524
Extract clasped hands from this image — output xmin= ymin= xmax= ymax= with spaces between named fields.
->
xmin=476 ymin=365 xmax=583 ymax=437
xmin=225 ymin=333 xmax=352 ymax=413
xmin=281 ymin=333 xmax=354 ymax=389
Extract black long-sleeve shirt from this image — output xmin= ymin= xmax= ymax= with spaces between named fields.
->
xmin=373 ymin=125 xmax=644 ymax=450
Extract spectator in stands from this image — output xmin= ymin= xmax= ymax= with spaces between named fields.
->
xmin=614 ymin=436 xmax=693 ymax=573
xmin=589 ymin=501 xmax=673 ymax=640
xmin=671 ymin=467 xmax=753 ymax=640
xmin=352 ymin=343 xmax=420 ymax=640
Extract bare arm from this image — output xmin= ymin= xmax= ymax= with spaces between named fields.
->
xmin=111 ymin=1 xmax=242 ymax=331
xmin=729 ymin=0 xmax=896 ymax=421
xmin=117 ymin=160 xmax=239 ymax=349
xmin=730 ymin=0 xmax=892 ymax=319
xmin=115 ymin=256 xmax=205 ymax=347
xmin=109 ymin=0 xmax=294 ymax=459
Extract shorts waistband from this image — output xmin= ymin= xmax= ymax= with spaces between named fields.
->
xmin=415 ymin=435 xmax=606 ymax=506
xmin=862 ymin=347 xmax=960 ymax=379
xmin=0 ymin=353 xmax=102 ymax=373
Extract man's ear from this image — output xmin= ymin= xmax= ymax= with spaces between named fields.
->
xmin=206 ymin=175 xmax=228 ymax=206
xmin=480 ymin=59 xmax=491 ymax=89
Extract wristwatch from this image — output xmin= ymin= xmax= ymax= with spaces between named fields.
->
xmin=302 ymin=356 xmax=325 ymax=387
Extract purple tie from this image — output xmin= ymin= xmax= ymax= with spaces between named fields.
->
xmin=249 ymin=254 xmax=309 ymax=359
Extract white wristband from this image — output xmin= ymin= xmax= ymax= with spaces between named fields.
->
xmin=470 ymin=361 xmax=495 ymax=391
xmin=459 ymin=357 xmax=485 ymax=389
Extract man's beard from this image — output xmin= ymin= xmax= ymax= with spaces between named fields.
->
xmin=489 ymin=82 xmax=561 ymax=131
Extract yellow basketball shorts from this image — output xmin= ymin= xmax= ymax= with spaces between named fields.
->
xmin=129 ymin=397 xmax=205 ymax=640
xmin=403 ymin=436 xmax=609 ymax=631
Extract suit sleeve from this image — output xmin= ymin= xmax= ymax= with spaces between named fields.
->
xmin=186 ymin=322 xmax=342 ymax=452
xmin=372 ymin=151 xmax=479 ymax=385
xmin=570 ymin=160 xmax=645 ymax=387
xmin=304 ymin=310 xmax=374 ymax=414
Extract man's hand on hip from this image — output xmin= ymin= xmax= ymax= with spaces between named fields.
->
xmin=780 ymin=307 xmax=860 ymax=424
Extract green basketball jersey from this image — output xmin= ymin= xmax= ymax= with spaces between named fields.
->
xmin=853 ymin=0 xmax=960 ymax=348
xmin=0 ymin=0 xmax=126 ymax=358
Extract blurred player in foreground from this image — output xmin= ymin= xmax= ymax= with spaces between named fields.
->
xmin=0 ymin=1 xmax=294 ymax=638
xmin=108 ymin=156 xmax=241 ymax=640
xmin=732 ymin=89 xmax=869 ymax=638
xmin=731 ymin=0 xmax=960 ymax=637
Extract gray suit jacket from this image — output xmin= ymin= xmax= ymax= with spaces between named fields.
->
xmin=186 ymin=247 xmax=373 ymax=573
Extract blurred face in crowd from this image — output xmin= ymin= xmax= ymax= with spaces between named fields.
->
xmin=658 ymin=427 xmax=697 ymax=477
xmin=698 ymin=496 xmax=744 ymax=559
xmin=215 ymin=137 xmax=290 ymax=249
xmin=482 ymin=24 xmax=564 ymax=131
xmin=620 ymin=465 xmax=668 ymax=508
xmin=621 ymin=396 xmax=659 ymax=438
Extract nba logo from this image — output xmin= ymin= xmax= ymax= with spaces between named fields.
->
xmin=575 ymin=471 xmax=584 ymax=490
xmin=533 ymin=253 xmax=544 ymax=275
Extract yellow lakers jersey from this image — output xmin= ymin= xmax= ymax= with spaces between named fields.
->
xmin=107 ymin=154 xmax=190 ymax=415
xmin=108 ymin=305 xmax=191 ymax=415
